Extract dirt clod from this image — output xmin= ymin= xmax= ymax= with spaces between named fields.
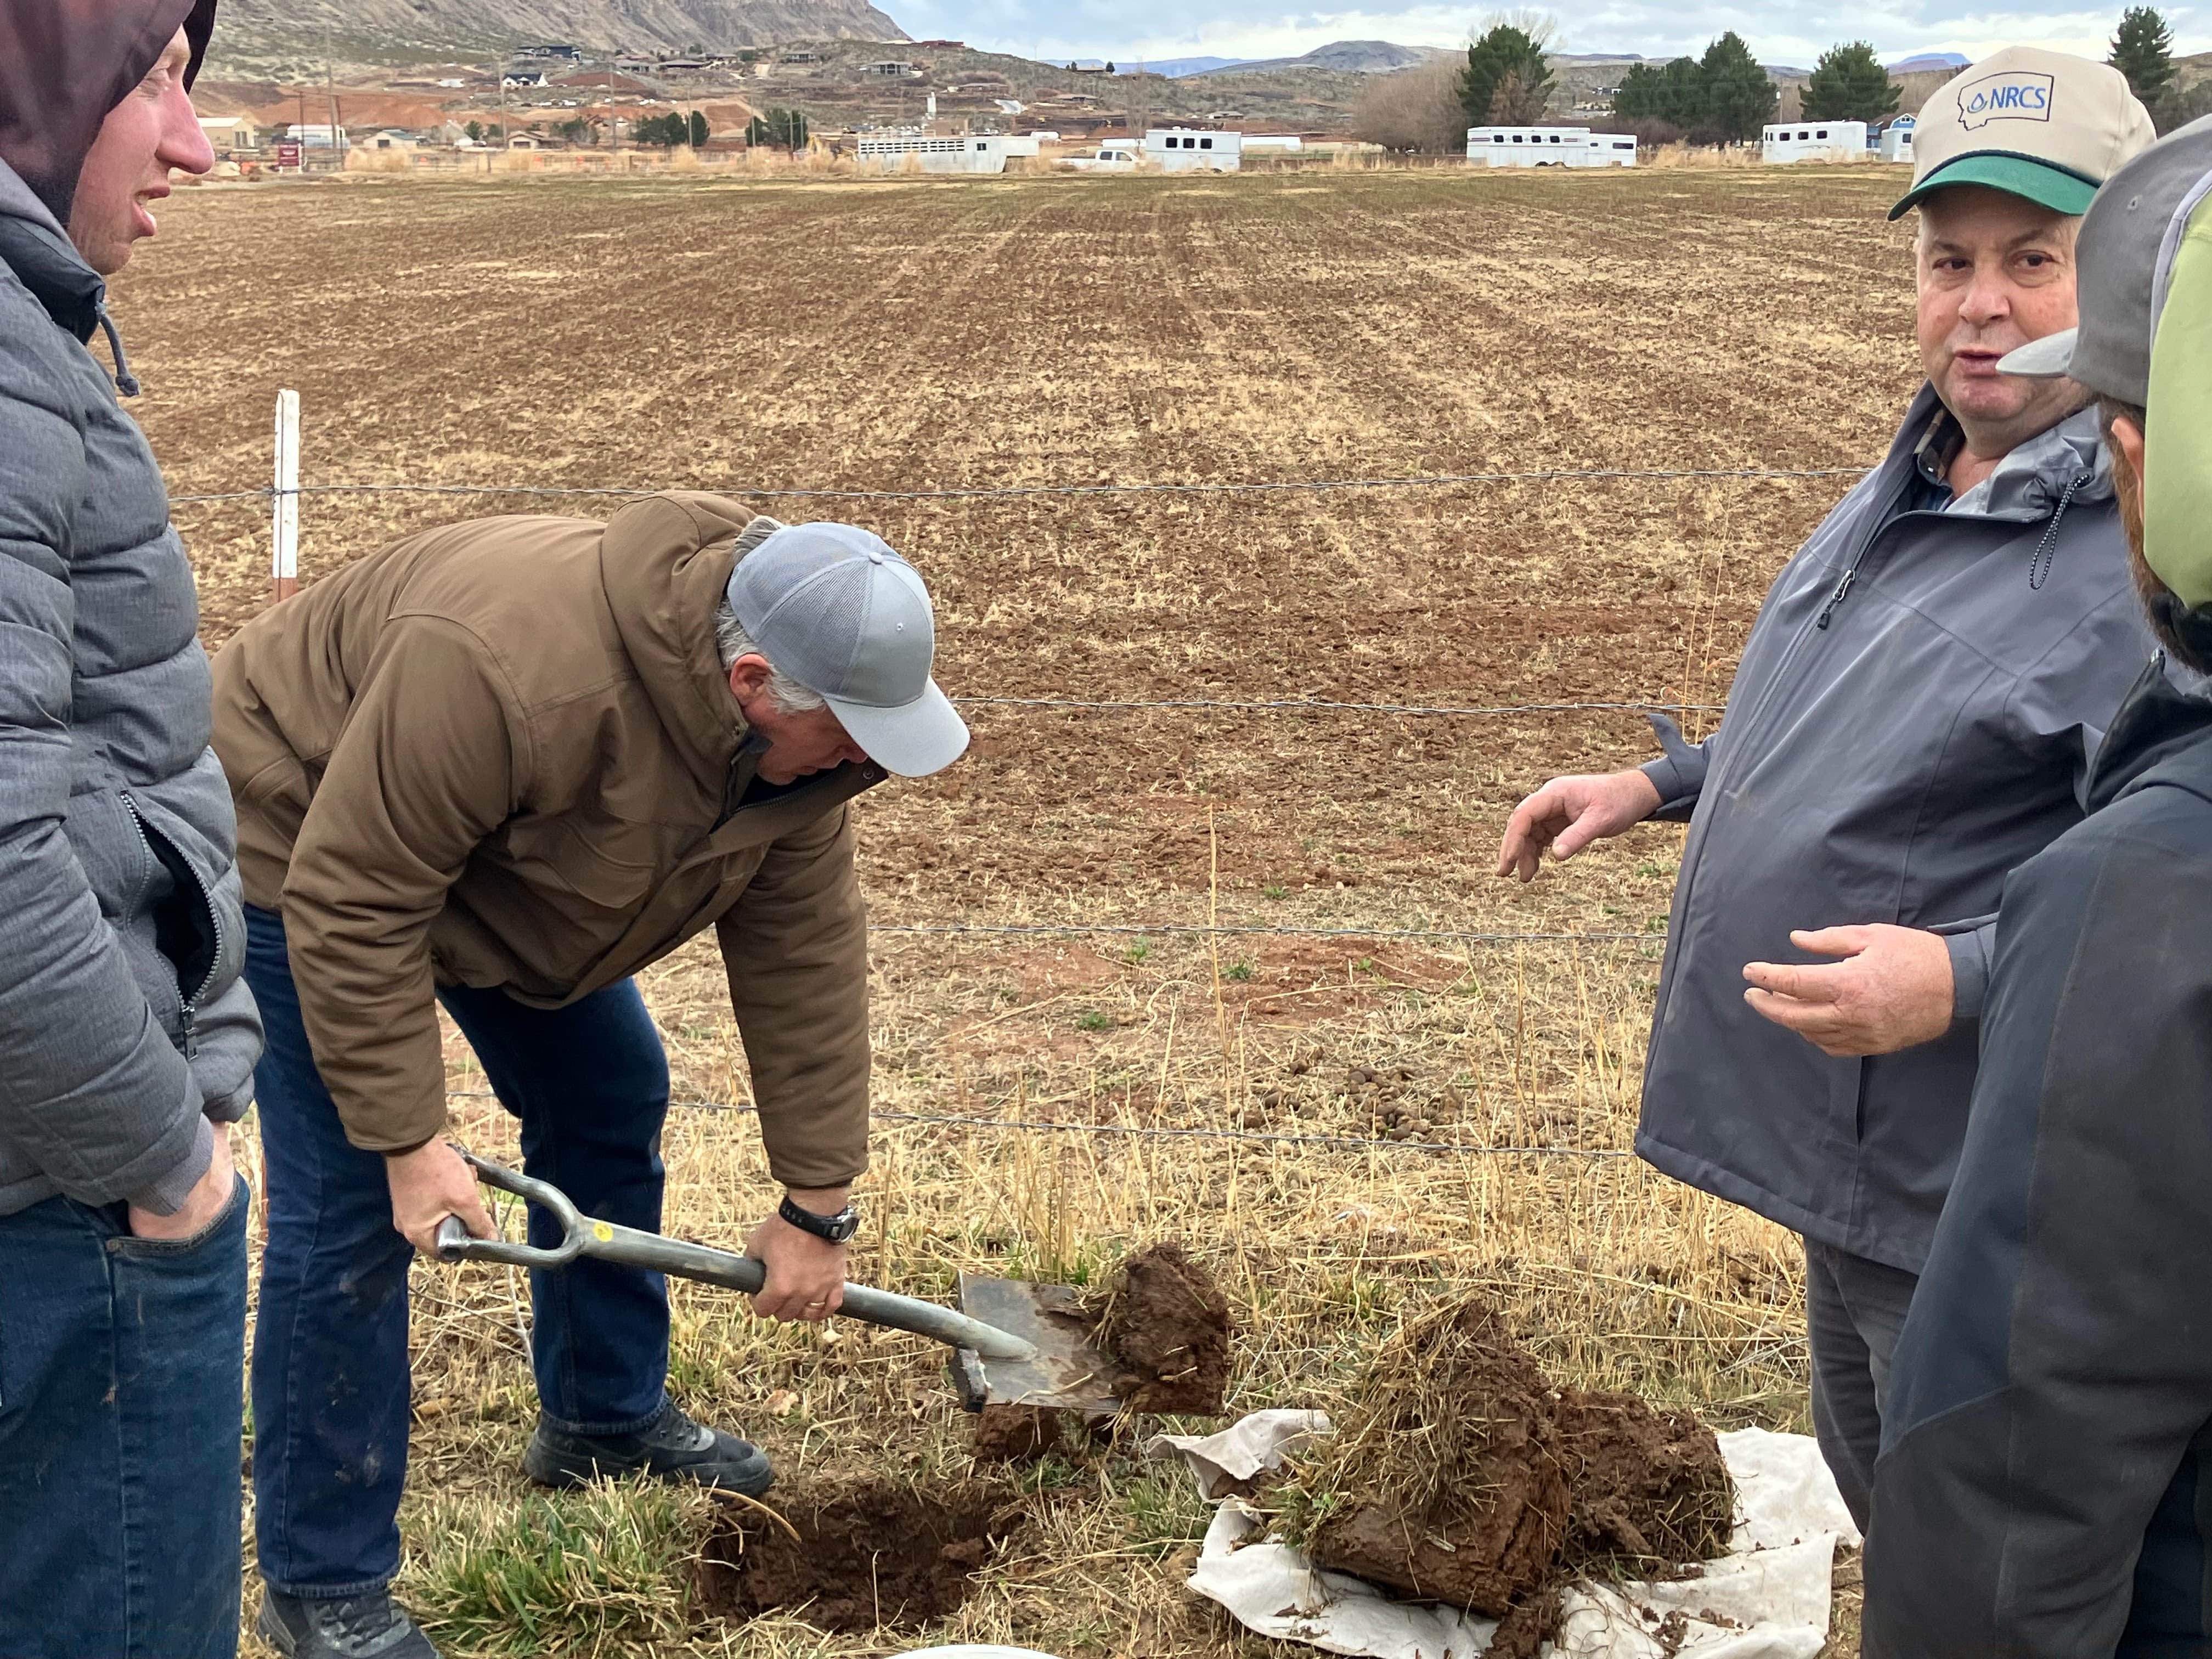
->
xmin=972 ymin=1403 xmax=1065 ymax=1463
xmin=697 ymin=1476 xmax=1018 ymax=1632
xmin=1287 ymin=1299 xmax=1733 ymax=1641
xmin=1088 ymin=1243 xmax=1234 ymax=1415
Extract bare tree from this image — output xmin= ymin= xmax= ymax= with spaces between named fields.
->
xmin=1479 ymin=10 xmax=1560 ymax=49
xmin=1353 ymin=56 xmax=1469 ymax=153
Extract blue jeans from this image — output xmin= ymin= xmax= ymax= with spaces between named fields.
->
xmin=245 ymin=905 xmax=673 ymax=1598
xmin=0 ymin=1173 xmax=250 ymax=1658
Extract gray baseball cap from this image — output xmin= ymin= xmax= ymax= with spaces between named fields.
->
xmin=724 ymin=522 xmax=969 ymax=777
xmin=1997 ymin=116 xmax=2212 ymax=407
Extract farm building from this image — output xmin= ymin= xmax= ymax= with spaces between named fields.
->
xmin=1878 ymin=115 xmax=1917 ymax=162
xmin=1143 ymin=127 xmax=1240 ymax=172
xmin=1760 ymin=120 xmax=1870 ymax=163
xmin=358 ymin=129 xmax=426 ymax=154
xmin=1466 ymin=127 xmax=1637 ymax=167
xmin=855 ymin=134 xmax=1010 ymax=174
xmin=197 ymin=115 xmax=259 ymax=155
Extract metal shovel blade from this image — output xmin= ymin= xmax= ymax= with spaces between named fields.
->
xmin=949 ymin=1273 xmax=1124 ymax=1414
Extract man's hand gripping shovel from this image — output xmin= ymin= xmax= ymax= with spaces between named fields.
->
xmin=433 ymin=1147 xmax=1122 ymax=1412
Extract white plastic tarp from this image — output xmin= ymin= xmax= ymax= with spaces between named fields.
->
xmin=1149 ymin=1415 xmax=1859 ymax=1659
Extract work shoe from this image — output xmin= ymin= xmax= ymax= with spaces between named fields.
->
xmin=257 ymin=1588 xmax=440 ymax=1658
xmin=522 ymin=1398 xmax=775 ymax=1496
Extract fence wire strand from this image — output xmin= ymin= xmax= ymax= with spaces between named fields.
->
xmin=871 ymin=923 xmax=1647 ymax=943
xmin=444 ymin=1090 xmax=1626 ymax=1159
xmin=167 ymin=461 xmax=1872 ymax=509
xmin=959 ymin=696 xmax=1723 ymax=716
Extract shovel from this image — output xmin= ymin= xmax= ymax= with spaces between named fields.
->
xmin=432 ymin=1149 xmax=1121 ymax=1413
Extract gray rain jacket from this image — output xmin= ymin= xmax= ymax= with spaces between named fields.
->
xmin=1635 ymin=386 xmax=2151 ymax=1273
xmin=0 ymin=0 xmax=260 ymax=1219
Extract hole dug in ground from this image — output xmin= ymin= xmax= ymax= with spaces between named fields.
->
xmin=697 ymin=1476 xmax=1022 ymax=1633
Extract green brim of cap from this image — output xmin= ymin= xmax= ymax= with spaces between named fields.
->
xmin=1888 ymin=153 xmax=2100 ymax=221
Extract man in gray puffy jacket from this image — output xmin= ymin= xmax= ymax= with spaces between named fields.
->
xmin=1496 ymin=48 xmax=2154 ymax=1530
xmin=0 ymin=3 xmax=263 ymax=1656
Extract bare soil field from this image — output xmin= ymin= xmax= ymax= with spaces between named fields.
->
xmin=122 ymin=163 xmax=1916 ymax=1656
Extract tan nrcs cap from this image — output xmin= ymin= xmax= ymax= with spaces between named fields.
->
xmin=1889 ymin=46 xmax=2155 ymax=221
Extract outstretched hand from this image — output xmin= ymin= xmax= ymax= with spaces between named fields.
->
xmin=1743 ymin=926 xmax=1956 ymax=1057
xmin=1497 ymin=769 xmax=1663 ymax=882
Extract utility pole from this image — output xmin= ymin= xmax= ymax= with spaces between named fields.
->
xmin=608 ymin=60 xmax=620 ymax=150
xmin=323 ymin=25 xmax=341 ymax=163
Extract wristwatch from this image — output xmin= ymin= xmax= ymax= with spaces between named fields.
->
xmin=778 ymin=1194 xmax=860 ymax=1244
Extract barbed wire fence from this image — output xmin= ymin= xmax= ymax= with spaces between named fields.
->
xmin=185 ymin=399 xmax=1856 ymax=1166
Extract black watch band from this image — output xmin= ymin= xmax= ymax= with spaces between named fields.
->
xmin=778 ymin=1195 xmax=860 ymax=1244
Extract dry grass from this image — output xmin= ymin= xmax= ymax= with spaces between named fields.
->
xmin=120 ymin=162 xmax=1922 ymax=1656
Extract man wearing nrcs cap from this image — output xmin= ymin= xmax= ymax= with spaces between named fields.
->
xmin=1496 ymin=47 xmax=2154 ymax=1531
xmin=211 ymin=497 xmax=967 ymax=1658
xmin=1866 ymin=116 xmax=2212 ymax=1655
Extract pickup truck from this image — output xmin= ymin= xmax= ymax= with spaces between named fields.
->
xmin=1060 ymin=147 xmax=1139 ymax=171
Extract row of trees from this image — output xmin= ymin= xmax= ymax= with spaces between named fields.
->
xmin=630 ymin=110 xmax=710 ymax=148
xmin=1611 ymin=33 xmax=1778 ymax=142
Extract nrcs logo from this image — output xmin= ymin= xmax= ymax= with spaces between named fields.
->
xmin=1956 ymin=71 xmax=2055 ymax=128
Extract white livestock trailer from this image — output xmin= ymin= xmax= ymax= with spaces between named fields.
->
xmin=1760 ymin=120 xmax=1869 ymax=163
xmin=855 ymin=134 xmax=1009 ymax=174
xmin=1465 ymin=127 xmax=1635 ymax=167
xmin=1144 ymin=127 xmax=1242 ymax=171
xmin=1878 ymin=116 xmax=1916 ymax=163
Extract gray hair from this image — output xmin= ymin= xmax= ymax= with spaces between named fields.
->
xmin=714 ymin=601 xmax=828 ymax=713
xmin=716 ymin=516 xmax=826 ymax=713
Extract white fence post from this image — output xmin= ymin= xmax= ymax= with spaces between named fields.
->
xmin=270 ymin=388 xmax=300 ymax=605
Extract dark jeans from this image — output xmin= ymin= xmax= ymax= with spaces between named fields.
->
xmin=1805 ymin=1237 xmax=1919 ymax=1536
xmin=245 ymin=905 xmax=673 ymax=1598
xmin=0 ymin=1173 xmax=250 ymax=1658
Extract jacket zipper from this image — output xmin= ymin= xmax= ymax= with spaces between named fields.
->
xmin=121 ymin=792 xmax=223 ymax=1058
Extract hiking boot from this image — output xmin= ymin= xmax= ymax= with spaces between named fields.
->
xmin=522 ymin=1398 xmax=774 ymax=1496
xmin=257 ymin=1588 xmax=440 ymax=1659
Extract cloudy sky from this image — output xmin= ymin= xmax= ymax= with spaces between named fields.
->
xmin=883 ymin=0 xmax=2209 ymax=70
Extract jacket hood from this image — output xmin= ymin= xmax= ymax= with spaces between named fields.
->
xmin=1901 ymin=384 xmax=2115 ymax=520
xmin=2087 ymin=652 xmax=2212 ymax=813
xmin=0 ymin=0 xmax=215 ymax=226
xmin=598 ymin=492 xmax=763 ymax=793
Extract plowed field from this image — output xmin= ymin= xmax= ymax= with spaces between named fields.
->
xmin=121 ymin=164 xmax=1915 ymax=1656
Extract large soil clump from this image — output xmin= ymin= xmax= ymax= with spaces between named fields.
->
xmin=697 ymin=1476 xmax=1019 ymax=1632
xmin=1086 ymin=1241 xmax=1234 ymax=1415
xmin=1283 ymin=1299 xmax=1733 ymax=1654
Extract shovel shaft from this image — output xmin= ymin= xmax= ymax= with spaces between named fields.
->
xmin=431 ymin=1153 xmax=1035 ymax=1362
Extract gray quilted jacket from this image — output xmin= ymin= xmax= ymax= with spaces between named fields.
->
xmin=0 ymin=153 xmax=260 ymax=1217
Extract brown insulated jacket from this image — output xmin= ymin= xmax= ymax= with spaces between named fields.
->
xmin=212 ymin=493 xmax=885 ymax=1188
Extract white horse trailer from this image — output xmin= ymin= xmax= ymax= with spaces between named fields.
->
xmin=1760 ymin=120 xmax=1869 ymax=163
xmin=1466 ymin=127 xmax=1635 ymax=167
xmin=1878 ymin=116 xmax=1916 ymax=163
xmin=1144 ymin=127 xmax=1242 ymax=171
xmin=856 ymin=134 xmax=1009 ymax=174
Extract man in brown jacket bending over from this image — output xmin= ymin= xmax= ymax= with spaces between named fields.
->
xmin=213 ymin=496 xmax=968 ymax=1659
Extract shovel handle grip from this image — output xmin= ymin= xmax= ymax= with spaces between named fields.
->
xmin=433 ymin=1150 xmax=1035 ymax=1362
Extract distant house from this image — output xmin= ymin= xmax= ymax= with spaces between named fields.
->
xmin=1070 ymin=60 xmax=1110 ymax=75
xmin=864 ymin=60 xmax=921 ymax=76
xmin=614 ymin=56 xmax=654 ymax=72
xmin=505 ymin=132 xmax=555 ymax=150
xmin=197 ymin=115 xmax=259 ymax=155
xmin=912 ymin=38 xmax=965 ymax=47
xmin=502 ymin=72 xmax=547 ymax=89
xmin=360 ymin=128 xmax=425 ymax=153
xmin=780 ymin=50 xmax=822 ymax=64
xmin=656 ymin=58 xmax=710 ymax=72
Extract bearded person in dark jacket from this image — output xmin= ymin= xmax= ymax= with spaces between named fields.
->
xmin=1865 ymin=116 xmax=2212 ymax=1654
xmin=0 ymin=4 xmax=261 ymax=1658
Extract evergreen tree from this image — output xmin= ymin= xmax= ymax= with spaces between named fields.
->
xmin=1459 ymin=24 xmax=1555 ymax=127
xmin=2109 ymin=7 xmax=2177 ymax=107
xmin=1804 ymin=41 xmax=1899 ymax=121
xmin=1699 ymin=32 xmax=1777 ymax=141
xmin=689 ymin=109 xmax=709 ymax=146
xmin=744 ymin=108 xmax=809 ymax=148
xmin=463 ymin=118 xmax=483 ymax=143
xmin=1658 ymin=55 xmax=1705 ymax=125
